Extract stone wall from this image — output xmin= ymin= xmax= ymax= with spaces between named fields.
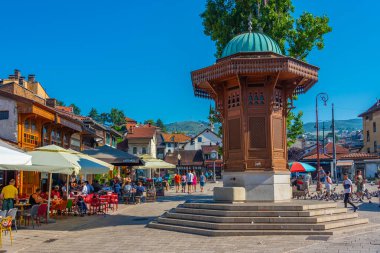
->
xmin=0 ymin=95 xmax=18 ymax=142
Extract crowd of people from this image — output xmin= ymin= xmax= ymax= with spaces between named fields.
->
xmin=172 ymin=171 xmax=207 ymax=194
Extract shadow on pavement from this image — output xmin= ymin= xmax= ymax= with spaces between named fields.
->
xmin=357 ymin=202 xmax=380 ymax=212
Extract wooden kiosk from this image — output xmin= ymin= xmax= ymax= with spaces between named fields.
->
xmin=191 ymin=31 xmax=319 ymax=201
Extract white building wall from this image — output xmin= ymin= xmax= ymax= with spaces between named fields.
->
xmin=184 ymin=130 xmax=222 ymax=151
xmin=365 ymin=161 xmax=380 ymax=178
xmin=0 ymin=95 xmax=18 ymax=142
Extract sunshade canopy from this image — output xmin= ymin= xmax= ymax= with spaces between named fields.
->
xmin=68 ymin=149 xmax=113 ymax=174
xmin=136 ymin=154 xmax=176 ymax=169
xmin=289 ymin=162 xmax=316 ymax=173
xmin=82 ymin=145 xmax=140 ymax=165
xmin=0 ymin=139 xmax=32 ymax=166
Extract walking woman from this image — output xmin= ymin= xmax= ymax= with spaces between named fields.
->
xmin=192 ymin=171 xmax=197 ymax=192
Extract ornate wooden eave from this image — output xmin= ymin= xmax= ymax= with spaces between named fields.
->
xmin=191 ymin=53 xmax=319 ymax=99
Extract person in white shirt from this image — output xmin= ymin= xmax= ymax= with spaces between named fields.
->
xmin=186 ymin=171 xmax=194 ymax=194
xmin=343 ymin=173 xmax=358 ymax=212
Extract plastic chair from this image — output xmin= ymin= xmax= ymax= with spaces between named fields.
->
xmin=6 ymin=208 xmax=18 ymax=232
xmin=89 ymin=197 xmax=102 ymax=215
xmin=65 ymin=199 xmax=73 ymax=215
xmin=0 ymin=216 xmax=13 ymax=247
xmin=0 ymin=210 xmax=7 ymax=218
xmin=109 ymin=195 xmax=119 ymax=211
xmin=37 ymin=204 xmax=48 ymax=224
xmin=23 ymin=205 xmax=40 ymax=228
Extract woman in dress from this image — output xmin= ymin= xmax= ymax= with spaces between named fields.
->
xmin=192 ymin=171 xmax=197 ymax=192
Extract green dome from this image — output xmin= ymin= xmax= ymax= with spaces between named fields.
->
xmin=221 ymin=32 xmax=282 ymax=58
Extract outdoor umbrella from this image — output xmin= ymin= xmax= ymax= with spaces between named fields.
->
xmin=0 ymin=140 xmax=32 ymax=165
xmin=289 ymin=162 xmax=316 ymax=173
xmin=136 ymin=154 xmax=176 ymax=179
xmin=67 ymin=149 xmax=113 ymax=174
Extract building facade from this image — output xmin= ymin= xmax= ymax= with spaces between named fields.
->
xmin=126 ymin=124 xmax=158 ymax=158
xmin=359 ymin=100 xmax=380 ymax=154
xmin=183 ymin=128 xmax=222 ymax=151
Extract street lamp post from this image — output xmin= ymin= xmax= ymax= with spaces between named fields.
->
xmin=316 ymin=92 xmax=329 ymax=191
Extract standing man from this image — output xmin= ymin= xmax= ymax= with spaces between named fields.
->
xmin=0 ymin=179 xmax=18 ymax=211
xmin=318 ymin=167 xmax=326 ymax=191
xmin=343 ymin=173 xmax=358 ymax=212
xmin=199 ymin=172 xmax=207 ymax=193
xmin=174 ymin=173 xmax=181 ymax=193
xmin=186 ymin=170 xmax=194 ymax=194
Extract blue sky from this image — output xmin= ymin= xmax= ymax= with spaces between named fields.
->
xmin=0 ymin=0 xmax=379 ymax=124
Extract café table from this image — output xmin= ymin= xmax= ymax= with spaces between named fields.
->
xmin=14 ymin=203 xmax=31 ymax=225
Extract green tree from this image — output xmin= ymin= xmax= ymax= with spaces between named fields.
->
xmin=56 ymin=100 xmax=65 ymax=106
xmin=69 ymin=103 xmax=81 ymax=115
xmin=109 ymin=108 xmax=125 ymax=126
xmin=155 ymin=119 xmax=167 ymax=132
xmin=99 ymin=113 xmax=110 ymax=125
xmin=144 ymin=119 xmax=155 ymax=126
xmin=286 ymin=110 xmax=304 ymax=147
xmin=201 ymin=0 xmax=332 ymax=60
xmin=88 ymin=108 xmax=99 ymax=121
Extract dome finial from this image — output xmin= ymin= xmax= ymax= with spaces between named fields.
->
xmin=248 ymin=13 xmax=253 ymax=33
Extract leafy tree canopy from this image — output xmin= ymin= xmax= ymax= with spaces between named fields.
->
xmin=69 ymin=103 xmax=81 ymax=115
xmin=201 ymin=0 xmax=332 ymax=60
xmin=110 ymin=108 xmax=126 ymax=126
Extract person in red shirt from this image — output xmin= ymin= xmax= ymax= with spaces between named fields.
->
xmin=174 ymin=173 xmax=181 ymax=193
xmin=51 ymin=185 xmax=61 ymax=199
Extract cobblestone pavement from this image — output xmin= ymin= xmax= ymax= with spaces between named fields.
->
xmin=1 ymin=182 xmax=379 ymax=253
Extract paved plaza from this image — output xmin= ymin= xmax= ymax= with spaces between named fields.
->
xmin=1 ymin=183 xmax=380 ymax=253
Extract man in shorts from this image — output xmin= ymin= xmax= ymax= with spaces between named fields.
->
xmin=186 ymin=170 xmax=194 ymax=194
xmin=174 ymin=173 xmax=181 ymax=193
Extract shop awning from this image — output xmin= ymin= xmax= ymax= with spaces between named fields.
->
xmin=82 ymin=145 xmax=140 ymax=165
xmin=337 ymin=160 xmax=353 ymax=166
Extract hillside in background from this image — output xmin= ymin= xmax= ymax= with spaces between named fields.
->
xmin=165 ymin=121 xmax=220 ymax=136
xmin=164 ymin=118 xmax=362 ymax=136
xmin=303 ymin=118 xmax=362 ymax=133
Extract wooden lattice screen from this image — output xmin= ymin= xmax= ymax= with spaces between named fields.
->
xmin=228 ymin=118 xmax=241 ymax=150
xmin=249 ymin=117 xmax=266 ymax=148
xmin=273 ymin=118 xmax=284 ymax=149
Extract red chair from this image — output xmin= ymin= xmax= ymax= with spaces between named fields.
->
xmin=99 ymin=196 xmax=110 ymax=213
xmin=37 ymin=204 xmax=48 ymax=224
xmin=109 ymin=194 xmax=119 ymax=211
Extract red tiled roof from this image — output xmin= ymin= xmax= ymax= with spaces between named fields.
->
xmin=161 ymin=133 xmax=191 ymax=143
xmin=127 ymin=126 xmax=156 ymax=139
xmin=201 ymin=145 xmax=219 ymax=154
xmin=125 ymin=117 xmax=137 ymax=123
xmin=358 ymin=100 xmax=380 ymax=117
xmin=56 ymin=106 xmax=74 ymax=113
xmin=164 ymin=150 xmax=204 ymax=166
xmin=340 ymin=153 xmax=380 ymax=160
xmin=302 ymin=153 xmax=332 ymax=160
xmin=308 ymin=142 xmax=350 ymax=156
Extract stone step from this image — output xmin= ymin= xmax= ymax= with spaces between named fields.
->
xmin=175 ymin=207 xmax=348 ymax=217
xmin=148 ymin=221 xmax=334 ymax=236
xmin=165 ymin=211 xmax=359 ymax=224
xmin=156 ymin=217 xmax=368 ymax=231
xmin=182 ymin=202 xmax=338 ymax=211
